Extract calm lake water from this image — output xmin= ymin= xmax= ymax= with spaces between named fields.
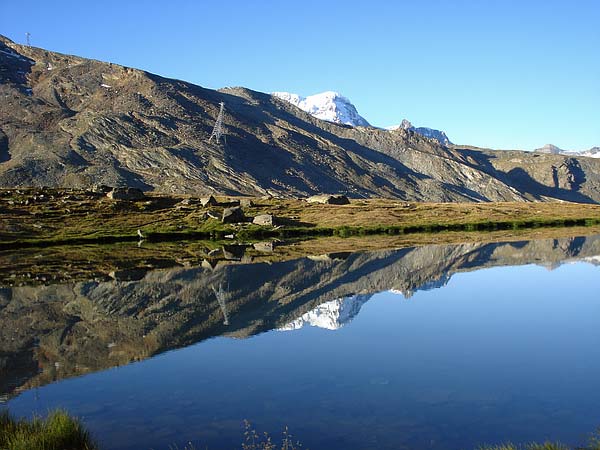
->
xmin=2 ymin=235 xmax=600 ymax=449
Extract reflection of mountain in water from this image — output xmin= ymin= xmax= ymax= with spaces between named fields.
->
xmin=278 ymin=294 xmax=372 ymax=331
xmin=1 ymin=235 xmax=599 ymax=400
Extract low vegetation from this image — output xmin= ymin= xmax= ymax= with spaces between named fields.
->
xmin=2 ymin=188 xmax=600 ymax=248
xmin=1 ymin=409 xmax=599 ymax=450
xmin=0 ymin=409 xmax=98 ymax=450
xmin=480 ymin=434 xmax=600 ymax=450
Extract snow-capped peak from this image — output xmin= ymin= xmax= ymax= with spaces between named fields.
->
xmin=278 ymin=294 xmax=372 ymax=331
xmin=272 ymin=91 xmax=370 ymax=127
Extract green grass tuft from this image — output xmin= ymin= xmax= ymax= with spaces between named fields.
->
xmin=0 ymin=409 xmax=98 ymax=450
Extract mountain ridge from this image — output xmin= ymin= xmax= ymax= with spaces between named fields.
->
xmin=535 ymin=143 xmax=600 ymax=159
xmin=387 ymin=119 xmax=452 ymax=145
xmin=1 ymin=35 xmax=600 ymax=202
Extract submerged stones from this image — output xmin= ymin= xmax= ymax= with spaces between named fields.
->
xmin=306 ymin=194 xmax=350 ymax=205
xmin=253 ymin=241 xmax=276 ymax=252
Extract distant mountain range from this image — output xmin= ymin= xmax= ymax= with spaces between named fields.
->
xmin=535 ymin=144 xmax=600 ymax=159
xmin=273 ymin=91 xmax=452 ymax=145
xmin=1 ymin=34 xmax=600 ymax=202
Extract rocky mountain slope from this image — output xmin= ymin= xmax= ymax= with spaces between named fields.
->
xmin=387 ymin=119 xmax=452 ymax=146
xmin=1 ymin=35 xmax=600 ymax=202
xmin=1 ymin=235 xmax=599 ymax=400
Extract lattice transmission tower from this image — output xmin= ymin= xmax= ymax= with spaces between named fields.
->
xmin=25 ymin=32 xmax=31 ymax=47
xmin=212 ymin=283 xmax=230 ymax=326
xmin=208 ymin=101 xmax=226 ymax=144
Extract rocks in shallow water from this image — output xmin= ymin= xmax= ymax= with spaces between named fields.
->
xmin=306 ymin=194 xmax=350 ymax=205
xmin=107 ymin=187 xmax=145 ymax=201
xmin=109 ymin=268 xmax=148 ymax=281
xmin=253 ymin=241 xmax=276 ymax=252
xmin=221 ymin=206 xmax=245 ymax=223
xmin=252 ymin=214 xmax=275 ymax=226
xmin=200 ymin=195 xmax=218 ymax=207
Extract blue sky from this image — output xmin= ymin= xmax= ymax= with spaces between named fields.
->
xmin=1 ymin=0 xmax=598 ymax=150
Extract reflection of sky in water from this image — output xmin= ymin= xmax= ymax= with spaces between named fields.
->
xmin=6 ymin=262 xmax=600 ymax=450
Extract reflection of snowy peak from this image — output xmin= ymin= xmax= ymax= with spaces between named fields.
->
xmin=279 ymin=294 xmax=372 ymax=331
xmin=582 ymin=255 xmax=600 ymax=265
xmin=272 ymin=91 xmax=370 ymax=127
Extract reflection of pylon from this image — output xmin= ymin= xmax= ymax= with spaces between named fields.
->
xmin=212 ymin=283 xmax=230 ymax=325
xmin=208 ymin=102 xmax=226 ymax=144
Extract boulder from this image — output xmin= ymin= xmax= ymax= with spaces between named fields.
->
xmin=252 ymin=214 xmax=275 ymax=226
xmin=306 ymin=194 xmax=350 ymax=205
xmin=107 ymin=187 xmax=145 ymax=201
xmin=221 ymin=206 xmax=245 ymax=223
xmin=200 ymin=195 xmax=219 ymax=207
xmin=240 ymin=198 xmax=255 ymax=207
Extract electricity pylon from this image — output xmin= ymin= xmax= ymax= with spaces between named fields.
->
xmin=208 ymin=102 xmax=226 ymax=144
xmin=212 ymin=283 xmax=230 ymax=325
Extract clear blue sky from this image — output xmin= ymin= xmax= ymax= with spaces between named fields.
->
xmin=1 ymin=0 xmax=598 ymax=150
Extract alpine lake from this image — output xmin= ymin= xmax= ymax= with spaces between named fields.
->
xmin=1 ymin=230 xmax=599 ymax=450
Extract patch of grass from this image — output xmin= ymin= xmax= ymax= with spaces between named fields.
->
xmin=3 ymin=190 xmax=600 ymax=248
xmin=479 ymin=443 xmax=569 ymax=450
xmin=0 ymin=409 xmax=98 ymax=450
xmin=480 ymin=429 xmax=600 ymax=450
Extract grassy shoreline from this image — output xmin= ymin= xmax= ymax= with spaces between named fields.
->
xmin=1 ymin=409 xmax=598 ymax=450
xmin=2 ymin=188 xmax=600 ymax=248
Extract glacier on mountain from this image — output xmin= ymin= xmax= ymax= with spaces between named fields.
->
xmin=272 ymin=91 xmax=370 ymax=127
